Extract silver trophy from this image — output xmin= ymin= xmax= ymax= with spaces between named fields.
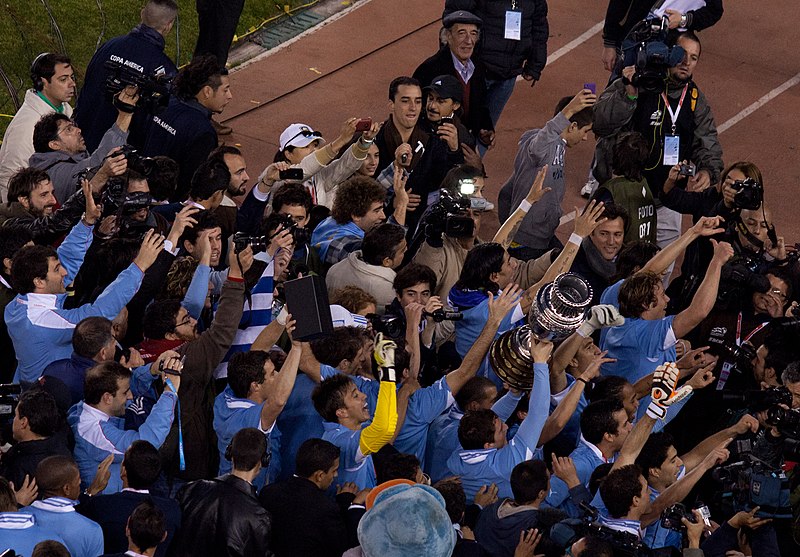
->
xmin=489 ymin=273 xmax=593 ymax=390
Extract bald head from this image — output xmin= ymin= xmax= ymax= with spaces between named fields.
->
xmin=36 ymin=455 xmax=80 ymax=498
xmin=141 ymin=0 xmax=178 ymax=35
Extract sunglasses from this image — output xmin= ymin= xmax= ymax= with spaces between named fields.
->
xmin=285 ymin=128 xmax=322 ymax=148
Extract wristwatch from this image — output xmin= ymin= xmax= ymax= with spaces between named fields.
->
xmin=679 ymin=13 xmax=688 ymax=28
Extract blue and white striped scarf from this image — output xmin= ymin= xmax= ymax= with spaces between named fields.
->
xmin=214 ymin=260 xmax=275 ymax=379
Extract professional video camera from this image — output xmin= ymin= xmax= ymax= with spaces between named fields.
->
xmin=711 ymin=434 xmax=792 ymax=518
xmin=550 ymin=503 xmax=651 ymax=557
xmin=424 ymin=189 xmax=474 ymax=240
xmin=625 ymin=16 xmax=685 ymax=93
xmin=730 ymin=178 xmax=764 ymax=211
xmin=104 ymin=60 xmax=171 ymax=114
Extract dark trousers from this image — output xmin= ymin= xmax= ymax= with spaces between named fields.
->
xmin=194 ymin=0 xmax=245 ymax=66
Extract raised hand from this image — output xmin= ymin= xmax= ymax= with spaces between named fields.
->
xmin=690 ymin=215 xmax=725 ymax=237
xmin=82 ymin=178 xmax=102 ymax=225
xmin=133 ymin=229 xmax=165 ymax=272
xmin=551 ymin=454 xmax=580 ymax=488
xmin=529 ymin=338 xmax=554 ymax=364
xmin=525 ymin=165 xmax=551 ymax=205
xmin=474 ymin=483 xmax=499 ymax=507
xmin=86 ymin=454 xmax=114 ymax=496
xmin=573 ymin=200 xmax=606 ymax=238
xmin=487 ymin=284 xmax=522 ymax=323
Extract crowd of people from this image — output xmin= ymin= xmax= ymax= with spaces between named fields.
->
xmin=0 ymin=0 xmax=797 ymax=556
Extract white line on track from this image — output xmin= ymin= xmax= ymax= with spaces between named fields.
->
xmin=516 ymin=21 xmax=604 ymax=83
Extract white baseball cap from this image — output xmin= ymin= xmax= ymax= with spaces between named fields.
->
xmin=279 ymin=123 xmax=323 ymax=151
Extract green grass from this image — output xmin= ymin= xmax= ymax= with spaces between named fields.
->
xmin=0 ymin=0 xmax=308 ymax=136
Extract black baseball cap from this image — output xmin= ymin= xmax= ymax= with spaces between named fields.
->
xmin=424 ymin=75 xmax=463 ymax=103
xmin=442 ymin=10 xmax=482 ymax=28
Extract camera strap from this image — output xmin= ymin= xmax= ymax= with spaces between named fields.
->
xmin=736 ymin=312 xmax=769 ymax=347
xmin=661 ymin=84 xmax=689 ymax=135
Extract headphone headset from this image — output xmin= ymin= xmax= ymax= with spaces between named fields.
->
xmin=224 ymin=436 xmax=271 ymax=469
xmin=30 ymin=52 xmax=53 ymax=91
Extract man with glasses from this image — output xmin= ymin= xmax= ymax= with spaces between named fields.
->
xmin=29 ymin=88 xmax=136 ymax=204
xmin=0 ymin=53 xmax=76 ymax=202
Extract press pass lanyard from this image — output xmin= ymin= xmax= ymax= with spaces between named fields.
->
xmin=165 ymin=378 xmax=186 ymax=471
xmin=662 ymin=84 xmax=689 ymax=135
xmin=735 ymin=312 xmax=769 ymax=347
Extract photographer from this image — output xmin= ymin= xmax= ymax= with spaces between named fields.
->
xmin=593 ymin=31 xmax=723 ymax=280
xmin=74 ymin=0 xmax=179 ymax=152
xmin=29 ymin=86 xmax=137 ymax=204
xmin=271 ymin=183 xmax=324 ymax=276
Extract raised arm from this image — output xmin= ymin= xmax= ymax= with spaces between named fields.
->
xmin=445 ymin=286 xmax=522 ymax=395
xmin=519 ymin=201 xmax=607 ymax=314
xmin=672 ymin=239 xmax=733 ymax=338
xmin=640 ymin=215 xmax=724 ymax=276
xmin=261 ymin=336 xmax=302 ymax=431
xmin=493 ymin=165 xmax=550 ymax=249
xmin=358 ymin=335 xmax=399 ymax=456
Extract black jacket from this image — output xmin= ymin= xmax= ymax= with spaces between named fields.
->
xmin=77 ymin=490 xmax=181 ymax=557
xmin=258 ymin=475 xmax=362 ymax=557
xmin=413 ymin=46 xmax=494 ymax=138
xmin=75 ymin=24 xmax=178 ymax=152
xmin=141 ymin=97 xmax=218 ymax=201
xmin=444 ymin=0 xmax=549 ymax=80
xmin=0 ymin=435 xmax=72 ymax=488
xmin=602 ymin=0 xmax=724 ymax=49
xmin=0 ymin=187 xmax=86 ymax=245
xmin=175 ymin=474 xmax=272 ymax=557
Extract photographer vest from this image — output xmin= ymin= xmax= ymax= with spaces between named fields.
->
xmin=594 ymin=176 xmax=657 ymax=244
xmin=632 ymin=81 xmax=698 ymax=200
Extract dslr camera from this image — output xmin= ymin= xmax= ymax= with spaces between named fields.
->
xmin=730 ymin=178 xmax=763 ymax=211
xmin=626 ymin=16 xmax=685 ymax=93
xmin=104 ymin=60 xmax=171 ymax=114
xmin=232 ymin=232 xmax=269 ymax=254
xmin=660 ymin=502 xmax=710 ymax=531
xmin=270 ymin=213 xmax=310 ymax=247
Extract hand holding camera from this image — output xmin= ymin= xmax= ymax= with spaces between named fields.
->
xmin=133 ymin=229 xmax=165 ymax=272
xmin=436 ymin=119 xmax=459 ymax=152
xmin=394 ymin=143 xmax=413 ymax=168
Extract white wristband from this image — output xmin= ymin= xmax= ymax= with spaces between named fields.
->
xmin=276 ymin=306 xmax=288 ymax=326
xmin=568 ymin=233 xmax=583 ymax=246
xmin=519 ymin=200 xmax=532 ymax=213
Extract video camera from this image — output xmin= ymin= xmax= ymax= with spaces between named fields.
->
xmin=626 ymin=16 xmax=685 ymax=93
xmin=423 ymin=308 xmax=463 ymax=323
xmin=104 ymin=60 xmax=171 ymax=114
xmin=424 ymin=189 xmax=474 ymax=240
xmin=711 ymin=435 xmax=792 ymax=518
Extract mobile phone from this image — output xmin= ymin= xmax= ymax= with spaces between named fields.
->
xmin=678 ymin=163 xmax=696 ymax=177
xmin=279 ymin=168 xmax=304 ymax=181
xmin=440 ymin=115 xmax=454 ymax=124
xmin=355 ymin=118 xmax=372 ymax=132
xmin=583 ymin=82 xmax=596 ymax=94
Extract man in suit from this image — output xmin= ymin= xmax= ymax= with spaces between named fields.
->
xmin=413 ymin=10 xmax=494 ymax=151
xmin=78 ymin=441 xmax=181 ymax=557
xmin=259 ymin=438 xmax=366 ymax=557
